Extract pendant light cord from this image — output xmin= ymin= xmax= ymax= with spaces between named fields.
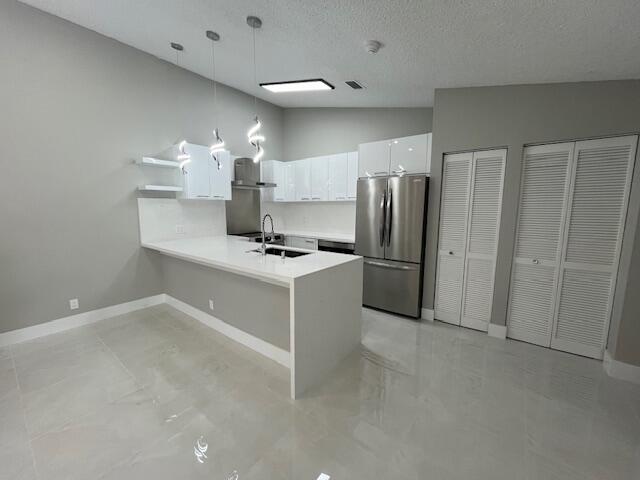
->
xmin=252 ymin=26 xmax=257 ymax=113
xmin=212 ymin=40 xmax=218 ymax=126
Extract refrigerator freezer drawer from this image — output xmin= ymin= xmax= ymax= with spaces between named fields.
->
xmin=363 ymin=258 xmax=422 ymax=318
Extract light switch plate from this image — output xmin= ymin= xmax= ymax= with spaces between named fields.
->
xmin=69 ymin=298 xmax=79 ymax=310
xmin=208 ymin=299 xmax=214 ymax=310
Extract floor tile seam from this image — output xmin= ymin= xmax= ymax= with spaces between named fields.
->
xmin=94 ymin=328 xmax=147 ymax=387
xmin=26 ymin=382 xmax=149 ymax=444
xmin=9 ymin=348 xmax=42 ymax=480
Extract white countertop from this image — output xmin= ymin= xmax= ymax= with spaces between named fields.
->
xmin=142 ymin=236 xmax=360 ymax=287
xmin=281 ymin=230 xmax=355 ymax=243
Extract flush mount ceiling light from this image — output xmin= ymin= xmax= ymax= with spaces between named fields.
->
xmin=206 ymin=30 xmax=224 ymax=170
xmin=247 ymin=15 xmax=265 ymax=164
xmin=260 ymin=79 xmax=334 ymax=93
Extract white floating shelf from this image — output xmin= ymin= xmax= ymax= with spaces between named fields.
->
xmin=138 ymin=157 xmax=181 ymax=168
xmin=138 ymin=185 xmax=183 ymax=192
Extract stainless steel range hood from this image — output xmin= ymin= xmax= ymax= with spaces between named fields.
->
xmin=232 ymin=157 xmax=276 ymax=189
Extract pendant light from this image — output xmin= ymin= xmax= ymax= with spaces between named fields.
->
xmin=170 ymin=42 xmax=191 ymax=170
xmin=206 ymin=30 xmax=224 ymax=170
xmin=247 ymin=16 xmax=265 ymax=163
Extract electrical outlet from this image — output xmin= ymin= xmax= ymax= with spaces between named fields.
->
xmin=175 ymin=224 xmax=185 ymax=234
xmin=69 ymin=298 xmax=79 ymax=310
xmin=208 ymin=299 xmax=214 ymax=311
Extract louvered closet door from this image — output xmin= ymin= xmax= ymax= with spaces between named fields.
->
xmin=507 ymin=143 xmax=574 ymax=346
xmin=551 ymin=136 xmax=637 ymax=359
xmin=435 ymin=153 xmax=472 ymax=324
xmin=460 ymin=150 xmax=506 ymax=331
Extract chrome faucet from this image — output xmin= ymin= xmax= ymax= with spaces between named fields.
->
xmin=260 ymin=214 xmax=275 ymax=255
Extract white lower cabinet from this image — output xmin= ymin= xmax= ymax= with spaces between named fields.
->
xmin=507 ymin=135 xmax=638 ymax=359
xmin=285 ymin=236 xmax=318 ymax=250
xmin=435 ymin=149 xmax=506 ymax=332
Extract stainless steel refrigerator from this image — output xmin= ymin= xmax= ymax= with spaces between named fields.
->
xmin=355 ymin=175 xmax=428 ymax=318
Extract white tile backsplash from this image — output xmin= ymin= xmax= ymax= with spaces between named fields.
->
xmin=262 ymin=201 xmax=356 ymax=236
xmin=137 ymin=198 xmax=226 ymax=243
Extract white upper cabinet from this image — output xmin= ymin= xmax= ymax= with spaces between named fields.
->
xmin=329 ymin=153 xmax=348 ymax=201
xmin=310 ymin=156 xmax=329 ymax=201
xmin=181 ymin=143 xmax=231 ymax=201
xmin=347 ymin=151 xmax=358 ymax=199
xmin=210 ymin=150 xmax=232 ymax=200
xmin=182 ymin=144 xmax=211 ymax=199
xmin=358 ymin=139 xmax=390 ymax=178
xmin=294 ymin=158 xmax=312 ymax=201
xmin=359 ymin=133 xmax=431 ymax=178
xmin=262 ymin=151 xmax=358 ymax=203
xmin=390 ymin=133 xmax=431 ymax=175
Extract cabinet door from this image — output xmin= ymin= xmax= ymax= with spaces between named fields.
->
xmin=287 ymin=236 xmax=318 ymax=250
xmin=459 ymin=149 xmax=506 ymax=331
xmin=260 ymin=160 xmax=275 ymax=202
xmin=347 ymin=151 xmax=358 ymax=199
xmin=358 ymin=140 xmax=390 ymax=177
xmin=183 ymin=143 xmax=211 ymax=199
xmin=434 ymin=152 xmax=472 ymax=324
xmin=210 ymin=150 xmax=231 ymax=200
xmin=507 ymin=143 xmax=574 ymax=346
xmin=273 ymin=161 xmax=286 ymax=201
xmin=283 ymin=162 xmax=296 ymax=201
xmin=390 ymin=134 xmax=428 ymax=175
xmin=311 ymin=156 xmax=329 ymax=201
xmin=329 ymin=153 xmax=348 ymax=201
xmin=294 ymin=159 xmax=311 ymax=201
xmin=551 ymin=135 xmax=637 ymax=359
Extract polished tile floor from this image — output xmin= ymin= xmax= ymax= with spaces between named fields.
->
xmin=2 ymin=305 xmax=639 ymax=479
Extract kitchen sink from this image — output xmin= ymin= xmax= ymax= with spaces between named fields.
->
xmin=254 ymin=247 xmax=312 ymax=258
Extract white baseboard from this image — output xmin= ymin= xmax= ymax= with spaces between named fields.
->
xmin=0 ymin=294 xmax=166 ymax=348
xmin=488 ymin=323 xmax=507 ymax=339
xmin=421 ymin=308 xmax=434 ymax=321
xmin=164 ymin=295 xmax=291 ymax=369
xmin=603 ymin=350 xmax=640 ymax=384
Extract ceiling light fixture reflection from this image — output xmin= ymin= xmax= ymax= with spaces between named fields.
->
xmin=260 ymin=79 xmax=334 ymax=93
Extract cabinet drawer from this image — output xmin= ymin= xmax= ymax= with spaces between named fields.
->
xmin=285 ymin=236 xmax=318 ymax=250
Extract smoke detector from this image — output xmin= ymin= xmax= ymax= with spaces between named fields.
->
xmin=364 ymin=40 xmax=383 ymax=54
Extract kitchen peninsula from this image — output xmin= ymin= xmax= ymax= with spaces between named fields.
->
xmin=142 ymin=235 xmax=363 ymax=399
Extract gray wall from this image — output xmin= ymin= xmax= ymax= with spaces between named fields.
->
xmin=161 ymin=256 xmax=290 ymax=351
xmin=425 ymin=80 xmax=640 ymax=366
xmin=0 ymin=0 xmax=284 ymax=333
xmin=282 ymin=108 xmax=432 ymax=160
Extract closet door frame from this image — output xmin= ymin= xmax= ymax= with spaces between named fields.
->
xmin=434 ymin=152 xmax=473 ymax=325
xmin=550 ymin=135 xmax=638 ymax=358
xmin=460 ymin=149 xmax=507 ymax=332
xmin=506 ymin=142 xmax=574 ymax=346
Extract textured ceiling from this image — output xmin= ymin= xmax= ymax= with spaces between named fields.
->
xmin=18 ymin=0 xmax=640 ymax=108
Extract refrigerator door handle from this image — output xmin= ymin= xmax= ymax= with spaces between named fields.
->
xmin=385 ymin=187 xmax=392 ymax=247
xmin=364 ymin=259 xmax=419 ymax=271
xmin=379 ymin=190 xmax=387 ymax=247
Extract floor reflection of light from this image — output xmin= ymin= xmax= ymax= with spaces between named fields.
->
xmin=194 ymin=436 xmax=208 ymax=464
xmin=227 ymin=470 xmax=238 ymax=480
xmin=317 ymin=474 xmax=331 ymax=480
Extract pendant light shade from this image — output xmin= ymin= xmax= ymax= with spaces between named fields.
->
xmin=206 ymin=30 xmax=224 ymax=170
xmin=247 ymin=16 xmax=265 ymax=163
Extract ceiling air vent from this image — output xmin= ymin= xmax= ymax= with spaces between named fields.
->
xmin=345 ymin=80 xmax=364 ymax=90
